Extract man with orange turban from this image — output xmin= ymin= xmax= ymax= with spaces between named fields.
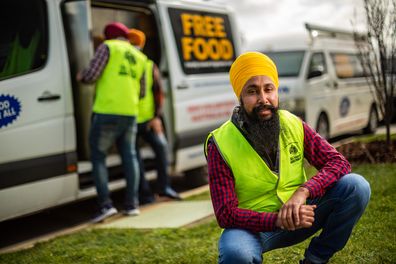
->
xmin=128 ymin=28 xmax=181 ymax=203
xmin=205 ymin=52 xmax=370 ymax=264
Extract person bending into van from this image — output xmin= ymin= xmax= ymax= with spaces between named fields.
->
xmin=127 ymin=29 xmax=181 ymax=203
xmin=204 ymin=52 xmax=371 ymax=264
xmin=77 ymin=22 xmax=147 ymax=222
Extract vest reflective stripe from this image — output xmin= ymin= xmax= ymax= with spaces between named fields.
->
xmin=206 ymin=110 xmax=306 ymax=212
xmin=137 ymin=59 xmax=155 ymax=123
xmin=93 ymin=40 xmax=146 ymax=116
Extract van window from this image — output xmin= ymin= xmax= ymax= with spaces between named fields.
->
xmin=0 ymin=0 xmax=48 ymax=81
xmin=308 ymin=52 xmax=327 ymax=75
xmin=330 ymin=53 xmax=366 ymax=79
xmin=91 ymin=7 xmax=161 ymax=66
xmin=265 ymin=51 xmax=305 ymax=77
xmin=168 ymin=8 xmax=237 ymax=75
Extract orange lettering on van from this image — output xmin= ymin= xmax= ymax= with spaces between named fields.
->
xmin=193 ymin=38 xmax=208 ymax=60
xmin=192 ymin=15 xmax=205 ymax=36
xmin=181 ymin=37 xmax=194 ymax=60
xmin=181 ymin=13 xmax=193 ymax=35
xmin=213 ymin=17 xmax=226 ymax=37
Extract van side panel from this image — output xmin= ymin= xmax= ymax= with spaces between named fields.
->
xmin=157 ymin=2 xmax=240 ymax=172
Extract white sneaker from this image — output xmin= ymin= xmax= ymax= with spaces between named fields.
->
xmin=92 ymin=206 xmax=118 ymax=223
xmin=123 ymin=208 xmax=140 ymax=216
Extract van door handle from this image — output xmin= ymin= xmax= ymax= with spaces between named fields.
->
xmin=37 ymin=91 xmax=61 ymax=102
xmin=177 ymin=84 xmax=189 ymax=90
xmin=327 ymin=81 xmax=338 ymax=89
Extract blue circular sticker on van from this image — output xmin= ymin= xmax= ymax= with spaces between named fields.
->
xmin=278 ymin=86 xmax=290 ymax=94
xmin=0 ymin=95 xmax=22 ymax=128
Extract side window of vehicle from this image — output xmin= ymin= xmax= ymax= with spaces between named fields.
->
xmin=91 ymin=7 xmax=162 ymax=67
xmin=0 ymin=0 xmax=48 ymax=81
xmin=330 ymin=53 xmax=367 ymax=79
xmin=307 ymin=52 xmax=327 ymax=79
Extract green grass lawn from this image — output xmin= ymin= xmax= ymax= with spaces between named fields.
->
xmin=351 ymin=133 xmax=396 ymax=143
xmin=1 ymin=163 xmax=395 ymax=264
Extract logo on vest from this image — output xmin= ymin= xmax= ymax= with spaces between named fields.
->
xmin=119 ymin=51 xmax=137 ymax=78
xmin=289 ymin=143 xmax=302 ymax=164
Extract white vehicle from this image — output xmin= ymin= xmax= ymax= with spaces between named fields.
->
xmin=255 ymin=23 xmax=380 ymax=139
xmin=0 ymin=0 xmax=241 ymax=221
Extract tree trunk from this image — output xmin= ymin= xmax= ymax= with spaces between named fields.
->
xmin=385 ymin=96 xmax=392 ymax=148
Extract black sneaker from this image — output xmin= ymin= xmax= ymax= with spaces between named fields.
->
xmin=139 ymin=195 xmax=155 ymax=205
xmin=91 ymin=205 xmax=118 ymax=223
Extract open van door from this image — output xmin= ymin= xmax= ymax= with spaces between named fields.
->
xmin=156 ymin=1 xmax=240 ymax=173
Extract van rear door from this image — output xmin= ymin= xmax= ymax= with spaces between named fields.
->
xmin=156 ymin=1 xmax=240 ymax=172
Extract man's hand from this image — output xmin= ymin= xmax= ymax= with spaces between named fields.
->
xmin=276 ymin=204 xmax=316 ymax=230
xmin=147 ymin=117 xmax=163 ymax=134
xmin=277 ymin=187 xmax=313 ymax=230
xmin=298 ymin=204 xmax=316 ymax=228
xmin=76 ymin=71 xmax=83 ymax=82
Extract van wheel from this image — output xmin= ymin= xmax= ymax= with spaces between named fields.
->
xmin=184 ymin=166 xmax=208 ymax=188
xmin=364 ymin=107 xmax=378 ymax=134
xmin=316 ymin=114 xmax=329 ymax=139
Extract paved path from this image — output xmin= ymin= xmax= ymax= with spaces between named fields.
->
xmin=98 ymin=200 xmax=213 ymax=229
xmin=96 ymin=184 xmax=213 ymax=229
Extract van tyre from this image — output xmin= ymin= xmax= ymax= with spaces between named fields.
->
xmin=316 ymin=114 xmax=329 ymax=139
xmin=364 ymin=107 xmax=378 ymax=134
xmin=184 ymin=166 xmax=208 ymax=188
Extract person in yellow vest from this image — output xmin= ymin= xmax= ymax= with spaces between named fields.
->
xmin=127 ymin=29 xmax=180 ymax=203
xmin=77 ymin=22 xmax=147 ymax=223
xmin=205 ymin=52 xmax=371 ymax=264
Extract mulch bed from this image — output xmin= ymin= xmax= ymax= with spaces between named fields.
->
xmin=336 ymin=140 xmax=396 ymax=164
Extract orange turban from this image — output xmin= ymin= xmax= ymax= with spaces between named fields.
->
xmin=127 ymin=28 xmax=146 ymax=49
xmin=229 ymin=52 xmax=279 ymax=98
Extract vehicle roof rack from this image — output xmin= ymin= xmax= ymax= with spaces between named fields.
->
xmin=304 ymin=22 xmax=366 ymax=42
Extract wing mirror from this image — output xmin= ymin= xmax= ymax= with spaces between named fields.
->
xmin=307 ymin=66 xmax=324 ymax=79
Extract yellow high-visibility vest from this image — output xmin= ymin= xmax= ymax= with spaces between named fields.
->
xmin=205 ymin=110 xmax=306 ymax=212
xmin=138 ymin=59 xmax=155 ymax=123
xmin=93 ymin=39 xmax=146 ymax=116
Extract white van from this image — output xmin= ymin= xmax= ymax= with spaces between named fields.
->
xmin=0 ymin=0 xmax=241 ymax=221
xmin=254 ymin=23 xmax=380 ymax=139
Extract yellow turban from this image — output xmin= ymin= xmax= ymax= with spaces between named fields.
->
xmin=127 ymin=28 xmax=146 ymax=49
xmin=229 ymin=52 xmax=279 ymax=98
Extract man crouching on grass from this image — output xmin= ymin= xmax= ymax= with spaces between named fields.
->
xmin=204 ymin=51 xmax=371 ymax=264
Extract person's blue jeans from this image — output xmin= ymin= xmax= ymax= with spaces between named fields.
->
xmin=218 ymin=173 xmax=371 ymax=264
xmin=90 ymin=113 xmax=139 ymax=209
xmin=136 ymin=121 xmax=170 ymax=197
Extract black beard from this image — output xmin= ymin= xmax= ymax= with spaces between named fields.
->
xmin=239 ymin=102 xmax=280 ymax=166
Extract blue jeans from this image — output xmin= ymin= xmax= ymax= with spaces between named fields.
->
xmin=90 ymin=113 xmax=139 ymax=209
xmin=136 ymin=121 xmax=169 ymax=197
xmin=218 ymin=173 xmax=371 ymax=264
